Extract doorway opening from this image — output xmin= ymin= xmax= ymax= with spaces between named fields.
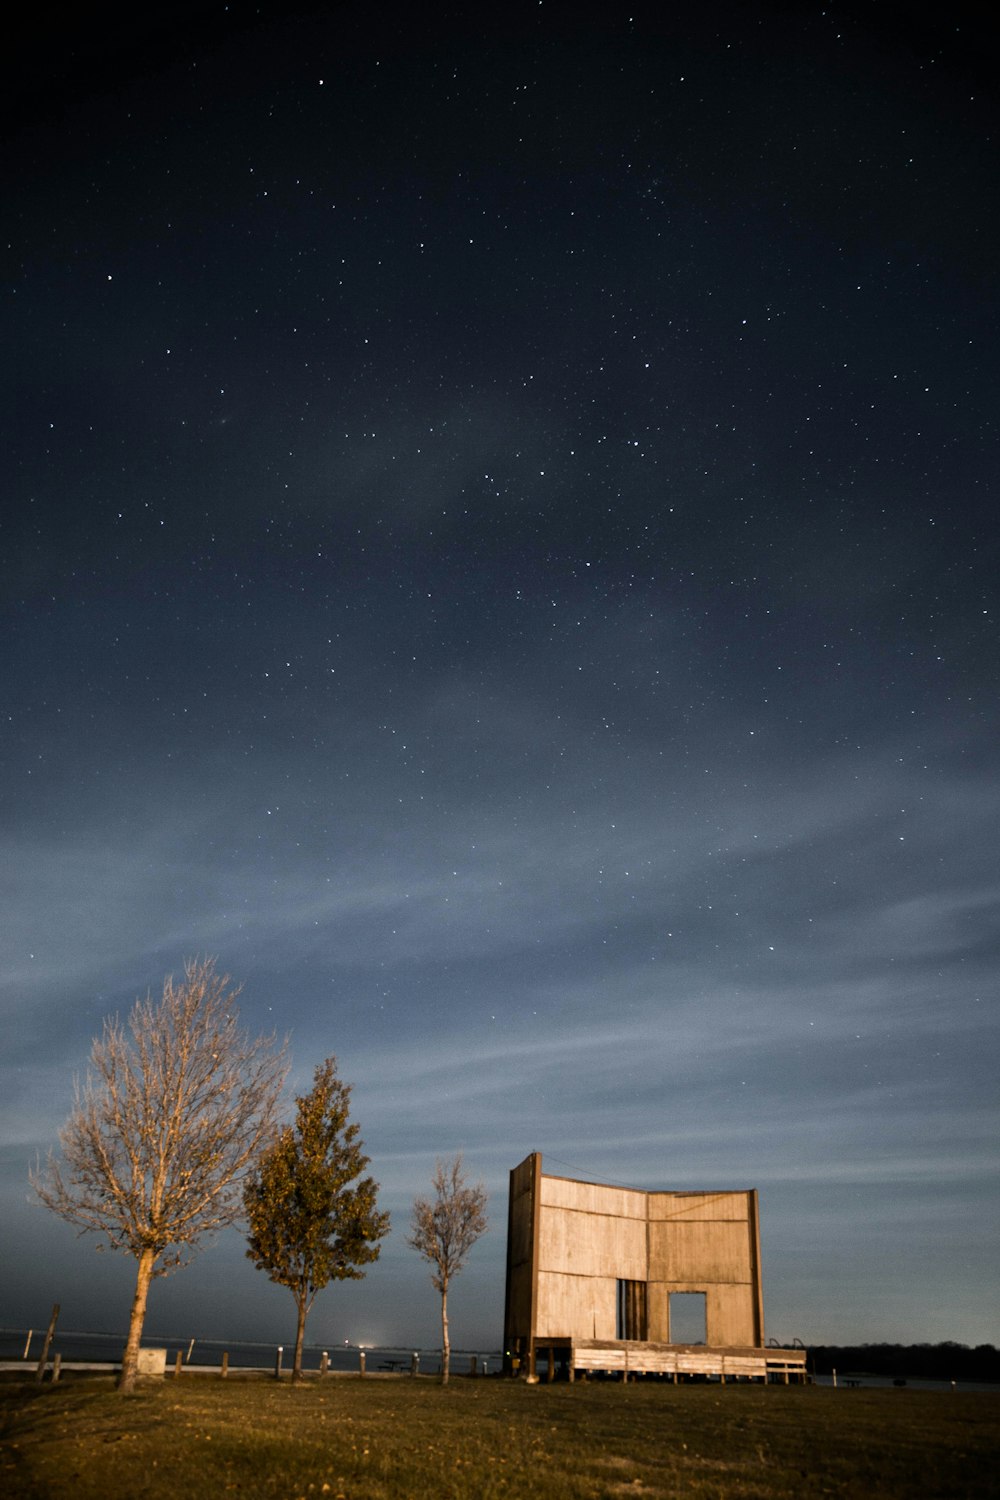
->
xmin=669 ymin=1291 xmax=707 ymax=1345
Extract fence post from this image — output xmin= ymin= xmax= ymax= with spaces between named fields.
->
xmin=52 ymin=1353 xmax=62 ymax=1384
xmin=358 ymin=1350 xmax=366 ymax=1377
xmin=221 ymin=1352 xmax=229 ymax=1379
xmin=22 ymin=1330 xmax=33 ymax=1360
xmin=275 ymin=1346 xmax=283 ymax=1380
xmin=320 ymin=1351 xmax=329 ymax=1376
xmin=470 ymin=1355 xmax=477 ymax=1378
xmin=34 ymin=1304 xmax=60 ymax=1384
xmin=410 ymin=1352 xmax=419 ymax=1377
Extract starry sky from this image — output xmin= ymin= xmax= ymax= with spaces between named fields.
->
xmin=2 ymin=2 xmax=998 ymax=1355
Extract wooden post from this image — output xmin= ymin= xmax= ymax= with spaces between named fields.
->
xmin=358 ymin=1350 xmax=366 ymax=1377
xmin=22 ymin=1330 xmax=33 ymax=1360
xmin=220 ymin=1352 xmax=229 ymax=1379
xmin=274 ymin=1346 xmax=283 ymax=1380
xmin=34 ymin=1304 xmax=60 ymax=1384
xmin=52 ymin=1353 xmax=62 ymax=1384
xmin=547 ymin=1346 xmax=555 ymax=1382
xmin=174 ymin=1350 xmax=183 ymax=1377
xmin=470 ymin=1355 xmax=477 ymax=1378
xmin=410 ymin=1352 xmax=419 ymax=1377
xmin=320 ymin=1352 xmax=329 ymax=1376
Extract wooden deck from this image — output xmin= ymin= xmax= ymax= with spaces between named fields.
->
xmin=530 ymin=1339 xmax=808 ymax=1383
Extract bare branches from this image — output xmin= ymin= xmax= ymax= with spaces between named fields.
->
xmin=408 ymin=1154 xmax=489 ymax=1293
xmin=34 ymin=960 xmax=287 ymax=1271
xmin=31 ymin=958 xmax=287 ymax=1392
xmin=408 ymin=1154 xmax=488 ymax=1384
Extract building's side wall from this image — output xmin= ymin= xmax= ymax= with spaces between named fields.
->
xmin=503 ymin=1154 xmax=541 ymax=1358
xmin=537 ymin=1271 xmax=618 ymax=1340
xmin=533 ymin=1174 xmax=646 ymax=1339
xmin=648 ymin=1191 xmax=750 ymax=1221
xmin=647 ymin=1191 xmax=761 ymax=1346
xmin=541 ymin=1175 xmax=649 ymax=1221
xmin=539 ymin=1189 xmax=647 ymax=1277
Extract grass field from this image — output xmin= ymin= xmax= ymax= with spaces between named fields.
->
xmin=2 ymin=1373 xmax=998 ymax=1499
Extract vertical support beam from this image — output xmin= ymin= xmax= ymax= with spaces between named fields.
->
xmin=748 ymin=1189 xmax=765 ymax=1347
xmin=503 ymin=1152 xmax=544 ymax=1376
xmin=503 ymin=1166 xmax=517 ymax=1372
xmin=528 ymin=1153 xmax=542 ymax=1357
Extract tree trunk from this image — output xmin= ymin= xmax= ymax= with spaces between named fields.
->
xmin=292 ymin=1293 xmax=308 ymax=1382
xmin=119 ymin=1248 xmax=156 ymax=1393
xmin=440 ymin=1281 xmax=450 ymax=1386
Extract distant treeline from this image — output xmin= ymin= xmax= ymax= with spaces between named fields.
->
xmin=801 ymin=1343 xmax=999 ymax=1382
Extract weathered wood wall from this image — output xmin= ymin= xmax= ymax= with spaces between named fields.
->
xmin=505 ymin=1156 xmax=765 ymax=1351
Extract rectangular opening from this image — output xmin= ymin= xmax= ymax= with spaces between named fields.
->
xmin=616 ymin=1279 xmax=648 ymax=1341
xmin=669 ymin=1292 xmax=707 ymax=1345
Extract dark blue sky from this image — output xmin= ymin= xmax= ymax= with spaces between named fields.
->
xmin=2 ymin=2 xmax=997 ymax=1353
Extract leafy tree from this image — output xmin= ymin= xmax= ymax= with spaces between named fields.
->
xmin=408 ymin=1154 xmax=488 ymax=1384
xmin=32 ymin=959 xmax=287 ymax=1393
xmin=243 ymin=1057 xmax=390 ymax=1380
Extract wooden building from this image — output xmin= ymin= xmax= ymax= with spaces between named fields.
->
xmin=503 ymin=1152 xmax=806 ymax=1382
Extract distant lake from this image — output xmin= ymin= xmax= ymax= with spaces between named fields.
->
xmin=812 ymin=1373 xmax=1000 ymax=1393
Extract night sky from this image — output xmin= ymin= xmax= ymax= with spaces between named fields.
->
xmin=3 ymin=2 xmax=997 ymax=1355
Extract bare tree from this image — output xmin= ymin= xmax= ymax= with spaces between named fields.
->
xmin=407 ymin=1155 xmax=488 ymax=1384
xmin=32 ymin=958 xmax=287 ymax=1393
xmin=244 ymin=1057 xmax=390 ymax=1381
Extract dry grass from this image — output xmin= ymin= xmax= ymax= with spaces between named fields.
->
xmin=2 ymin=1372 xmax=997 ymax=1499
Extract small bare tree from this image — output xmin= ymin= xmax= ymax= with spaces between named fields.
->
xmin=408 ymin=1154 xmax=488 ymax=1385
xmin=32 ymin=958 xmax=287 ymax=1393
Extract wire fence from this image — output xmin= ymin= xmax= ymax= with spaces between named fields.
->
xmin=1 ymin=1326 xmax=501 ymax=1377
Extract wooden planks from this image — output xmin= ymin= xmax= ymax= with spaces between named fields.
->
xmin=565 ymin=1339 xmax=808 ymax=1381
